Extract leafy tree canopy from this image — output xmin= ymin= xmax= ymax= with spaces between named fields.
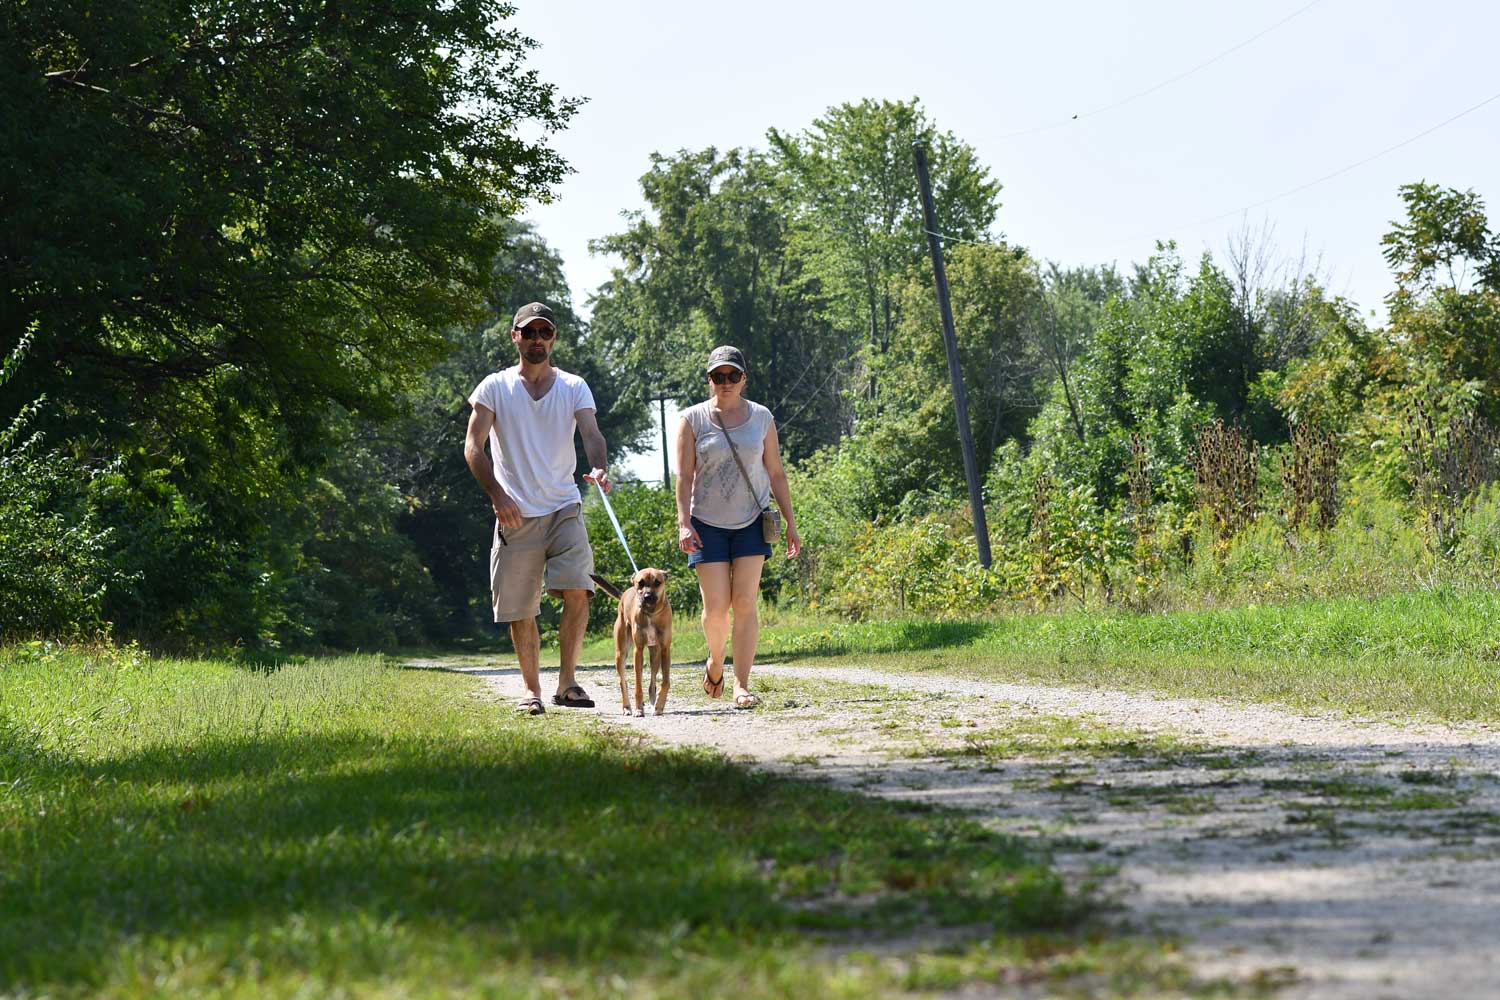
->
xmin=1 ymin=0 xmax=578 ymax=453
xmin=1381 ymin=182 xmax=1500 ymax=421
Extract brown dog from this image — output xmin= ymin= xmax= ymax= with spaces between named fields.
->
xmin=590 ymin=570 xmax=673 ymax=716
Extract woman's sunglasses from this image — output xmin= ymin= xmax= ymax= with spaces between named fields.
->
xmin=708 ymin=370 xmax=743 ymax=385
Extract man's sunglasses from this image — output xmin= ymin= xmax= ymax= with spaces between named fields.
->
xmin=708 ymin=370 xmax=743 ymax=385
xmin=518 ymin=324 xmax=556 ymax=341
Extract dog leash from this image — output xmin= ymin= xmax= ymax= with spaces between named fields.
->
xmin=594 ymin=484 xmax=639 ymax=574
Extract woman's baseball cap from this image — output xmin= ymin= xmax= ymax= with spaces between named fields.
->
xmin=705 ymin=345 xmax=746 ymax=373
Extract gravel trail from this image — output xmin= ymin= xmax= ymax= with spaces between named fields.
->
xmin=417 ymin=658 xmax=1500 ymax=999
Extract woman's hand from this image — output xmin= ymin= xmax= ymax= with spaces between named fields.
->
xmin=785 ymin=523 xmax=802 ymax=559
xmin=679 ymin=521 xmax=703 ymax=554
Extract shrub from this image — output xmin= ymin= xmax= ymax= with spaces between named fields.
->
xmin=826 ymin=514 xmax=1005 ymax=620
xmin=0 ymin=329 xmax=114 ymax=639
xmin=583 ymin=482 xmax=701 ymax=632
xmin=1005 ymin=478 xmax=1130 ymax=606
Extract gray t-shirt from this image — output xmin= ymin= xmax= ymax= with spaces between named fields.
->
xmin=684 ymin=400 xmax=774 ymax=530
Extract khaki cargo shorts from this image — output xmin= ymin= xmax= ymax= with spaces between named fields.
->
xmin=490 ymin=503 xmax=595 ymax=623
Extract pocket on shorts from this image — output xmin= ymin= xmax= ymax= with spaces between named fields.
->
xmin=544 ymin=504 xmax=595 ymax=591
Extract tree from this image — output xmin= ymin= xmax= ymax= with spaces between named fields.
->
xmin=589 ymin=102 xmax=1006 ymax=463
xmin=1381 ymin=182 xmax=1500 ymax=421
xmin=0 ymin=328 xmax=112 ymax=639
xmin=850 ymin=242 xmax=1042 ymax=514
xmin=589 ymin=148 xmax=842 ymax=461
xmin=1033 ymin=263 xmax=1124 ymax=443
xmin=2 ymin=0 xmax=577 ymax=448
xmin=0 ymin=1 xmax=579 ymax=646
xmin=769 ymin=98 xmax=1001 ymax=407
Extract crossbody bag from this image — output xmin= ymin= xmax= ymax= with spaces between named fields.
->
xmin=710 ymin=408 xmax=783 ymax=545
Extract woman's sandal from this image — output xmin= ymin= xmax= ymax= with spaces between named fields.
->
xmin=702 ymin=662 xmax=725 ymax=699
xmin=733 ymin=692 xmax=760 ymax=710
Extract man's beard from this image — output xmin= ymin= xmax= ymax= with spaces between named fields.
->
xmin=524 ymin=345 xmax=549 ymax=363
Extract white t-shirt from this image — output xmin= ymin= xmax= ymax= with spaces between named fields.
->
xmin=468 ymin=366 xmax=596 ymax=518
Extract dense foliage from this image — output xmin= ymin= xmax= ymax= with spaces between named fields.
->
xmin=2 ymin=0 xmax=581 ymax=647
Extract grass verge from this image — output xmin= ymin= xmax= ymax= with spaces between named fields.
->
xmin=0 ymin=646 xmax=1212 ymax=998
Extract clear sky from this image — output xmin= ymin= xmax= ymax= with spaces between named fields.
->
xmin=507 ymin=0 xmax=1500 ymax=478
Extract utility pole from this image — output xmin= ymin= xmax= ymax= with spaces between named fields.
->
xmin=912 ymin=141 xmax=992 ymax=568
xmin=649 ymin=393 xmax=672 ymax=488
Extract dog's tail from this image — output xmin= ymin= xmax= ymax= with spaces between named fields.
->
xmin=589 ymin=573 xmax=623 ymax=600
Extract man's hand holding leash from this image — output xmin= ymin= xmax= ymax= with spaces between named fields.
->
xmin=583 ymin=467 xmax=612 ymax=494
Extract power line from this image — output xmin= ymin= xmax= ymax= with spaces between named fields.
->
xmin=997 ymin=0 xmax=1327 ymax=140
xmin=780 ymin=364 xmax=844 ymax=429
xmin=923 ymin=86 xmax=1500 ymax=254
xmin=923 ymin=228 xmax=1004 ymax=249
xmin=1100 ymin=86 xmax=1500 ymax=248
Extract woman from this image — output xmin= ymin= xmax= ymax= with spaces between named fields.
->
xmin=675 ymin=345 xmax=802 ymax=709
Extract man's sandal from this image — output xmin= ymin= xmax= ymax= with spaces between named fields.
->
xmin=516 ymin=696 xmax=545 ymax=716
xmin=733 ymin=692 xmax=760 ymax=710
xmin=552 ymin=684 xmax=595 ymax=708
xmin=702 ymin=662 xmax=725 ymax=699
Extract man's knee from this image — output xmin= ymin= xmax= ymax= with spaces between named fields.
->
xmin=549 ymin=588 xmax=592 ymax=608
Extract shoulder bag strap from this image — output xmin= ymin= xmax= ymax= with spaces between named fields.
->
xmin=710 ymin=407 xmax=762 ymax=507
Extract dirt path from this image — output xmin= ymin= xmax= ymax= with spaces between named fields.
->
xmin=416 ymin=658 xmax=1500 ymax=999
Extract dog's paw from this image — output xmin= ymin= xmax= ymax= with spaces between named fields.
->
xmin=653 ymin=706 xmax=665 ymax=716
xmin=635 ymin=707 xmax=645 ymax=717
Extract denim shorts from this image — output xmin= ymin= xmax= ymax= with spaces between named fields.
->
xmin=687 ymin=515 xmax=772 ymax=567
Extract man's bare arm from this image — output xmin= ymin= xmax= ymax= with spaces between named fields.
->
xmin=575 ymin=407 xmax=611 ymax=493
xmin=465 ymin=403 xmax=523 ymax=530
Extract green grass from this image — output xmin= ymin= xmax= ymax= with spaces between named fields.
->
xmin=646 ymin=588 xmax=1500 ymax=723
xmin=0 ymin=645 xmax=1211 ymax=998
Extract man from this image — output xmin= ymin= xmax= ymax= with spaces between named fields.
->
xmin=464 ymin=301 xmax=610 ymax=715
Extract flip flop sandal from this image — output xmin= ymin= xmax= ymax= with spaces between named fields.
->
xmin=702 ymin=662 xmax=725 ymax=699
xmin=733 ymin=693 xmax=760 ymax=710
xmin=517 ymin=696 xmax=545 ymax=716
xmin=552 ymin=684 xmax=595 ymax=708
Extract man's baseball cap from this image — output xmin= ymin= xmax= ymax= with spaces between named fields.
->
xmin=705 ymin=345 xmax=746 ymax=373
xmin=511 ymin=302 xmax=556 ymax=330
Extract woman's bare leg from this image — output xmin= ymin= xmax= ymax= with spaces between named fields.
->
xmin=728 ymin=555 xmax=766 ymax=702
xmin=696 ymin=561 xmax=732 ymax=693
